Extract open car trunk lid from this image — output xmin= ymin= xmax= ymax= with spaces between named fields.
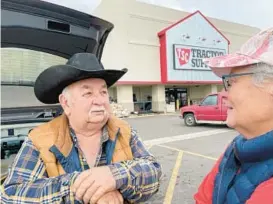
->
xmin=1 ymin=0 xmax=114 ymax=60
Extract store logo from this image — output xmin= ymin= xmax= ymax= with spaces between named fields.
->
xmin=173 ymin=44 xmax=226 ymax=70
xmin=176 ymin=48 xmax=191 ymax=66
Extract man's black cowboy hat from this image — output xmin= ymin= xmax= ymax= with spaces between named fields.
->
xmin=34 ymin=53 xmax=127 ymax=104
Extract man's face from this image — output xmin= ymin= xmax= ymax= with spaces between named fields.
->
xmin=60 ymin=78 xmax=111 ymax=128
xmin=224 ymin=66 xmax=273 ymax=133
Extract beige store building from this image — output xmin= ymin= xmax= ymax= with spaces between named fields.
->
xmin=93 ymin=0 xmax=260 ymax=113
xmin=1 ymin=0 xmax=260 ymax=113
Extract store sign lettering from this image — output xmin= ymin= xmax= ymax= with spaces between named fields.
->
xmin=173 ymin=44 xmax=226 ymax=70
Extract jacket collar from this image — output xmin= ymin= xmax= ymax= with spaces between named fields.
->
xmin=234 ymin=130 xmax=273 ymax=163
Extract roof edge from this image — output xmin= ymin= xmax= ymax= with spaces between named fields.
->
xmin=157 ymin=10 xmax=230 ymax=45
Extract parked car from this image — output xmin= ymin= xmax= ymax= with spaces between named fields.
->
xmin=180 ymin=91 xmax=228 ymax=126
xmin=1 ymin=105 xmax=63 ymax=159
xmin=1 ymin=0 xmax=114 ymax=183
xmin=1 ymin=135 xmax=26 ymax=159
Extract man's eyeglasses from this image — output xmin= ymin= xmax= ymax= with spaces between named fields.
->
xmin=222 ymin=72 xmax=254 ymax=91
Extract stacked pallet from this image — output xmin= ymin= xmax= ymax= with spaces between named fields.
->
xmin=110 ymin=102 xmax=130 ymax=118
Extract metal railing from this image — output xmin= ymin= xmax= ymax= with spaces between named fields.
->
xmin=133 ymin=101 xmax=152 ymax=113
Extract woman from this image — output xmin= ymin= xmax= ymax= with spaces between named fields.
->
xmin=194 ymin=27 xmax=273 ymax=204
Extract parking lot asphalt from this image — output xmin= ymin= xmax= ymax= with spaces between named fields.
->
xmin=124 ymin=114 xmax=237 ymax=204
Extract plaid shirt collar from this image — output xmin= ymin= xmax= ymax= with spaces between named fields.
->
xmin=69 ymin=125 xmax=109 ymax=148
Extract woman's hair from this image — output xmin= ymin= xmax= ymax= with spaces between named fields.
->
xmin=249 ymin=63 xmax=273 ymax=87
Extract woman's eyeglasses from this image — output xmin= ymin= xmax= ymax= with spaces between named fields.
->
xmin=222 ymin=72 xmax=254 ymax=91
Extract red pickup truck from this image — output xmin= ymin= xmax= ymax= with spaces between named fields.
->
xmin=180 ymin=91 xmax=228 ymax=126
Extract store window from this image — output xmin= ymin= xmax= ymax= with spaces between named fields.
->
xmin=165 ymin=87 xmax=188 ymax=108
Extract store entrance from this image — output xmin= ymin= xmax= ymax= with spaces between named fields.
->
xmin=165 ymin=87 xmax=188 ymax=110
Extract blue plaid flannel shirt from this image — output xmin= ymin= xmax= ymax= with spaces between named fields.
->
xmin=1 ymin=126 xmax=162 ymax=203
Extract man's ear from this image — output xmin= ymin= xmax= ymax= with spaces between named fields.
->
xmin=59 ymin=94 xmax=71 ymax=116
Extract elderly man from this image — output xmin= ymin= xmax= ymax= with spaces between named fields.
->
xmin=194 ymin=27 xmax=273 ymax=204
xmin=2 ymin=53 xmax=162 ymax=204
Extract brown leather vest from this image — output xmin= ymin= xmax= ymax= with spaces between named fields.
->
xmin=29 ymin=114 xmax=133 ymax=177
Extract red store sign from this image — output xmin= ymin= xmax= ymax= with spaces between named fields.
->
xmin=173 ymin=44 xmax=226 ymax=70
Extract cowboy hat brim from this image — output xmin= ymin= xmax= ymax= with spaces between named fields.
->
xmin=34 ymin=64 xmax=127 ymax=104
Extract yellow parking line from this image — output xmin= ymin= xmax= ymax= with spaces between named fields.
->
xmin=183 ymin=150 xmax=217 ymax=161
xmin=157 ymin=144 xmax=180 ymax=152
xmin=157 ymin=144 xmax=217 ymax=161
xmin=163 ymin=151 xmax=183 ymax=204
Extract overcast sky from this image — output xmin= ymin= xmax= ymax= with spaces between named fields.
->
xmin=139 ymin=0 xmax=273 ymax=30
xmin=45 ymin=0 xmax=272 ymax=30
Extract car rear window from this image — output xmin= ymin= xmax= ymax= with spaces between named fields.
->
xmin=1 ymin=48 xmax=66 ymax=108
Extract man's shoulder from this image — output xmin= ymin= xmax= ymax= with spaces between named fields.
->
xmin=30 ymin=115 xmax=64 ymax=134
xmin=30 ymin=117 xmax=57 ymax=135
xmin=110 ymin=116 xmax=130 ymax=126
xmin=108 ymin=116 xmax=132 ymax=132
xmin=28 ymin=115 xmax=64 ymax=147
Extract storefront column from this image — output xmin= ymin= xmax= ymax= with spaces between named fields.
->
xmin=152 ymin=85 xmax=165 ymax=112
xmin=116 ymin=85 xmax=134 ymax=112
xmin=211 ymin=84 xmax=218 ymax=93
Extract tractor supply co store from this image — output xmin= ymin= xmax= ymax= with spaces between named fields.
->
xmin=93 ymin=0 xmax=260 ymax=113
xmin=157 ymin=10 xmax=229 ymax=112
